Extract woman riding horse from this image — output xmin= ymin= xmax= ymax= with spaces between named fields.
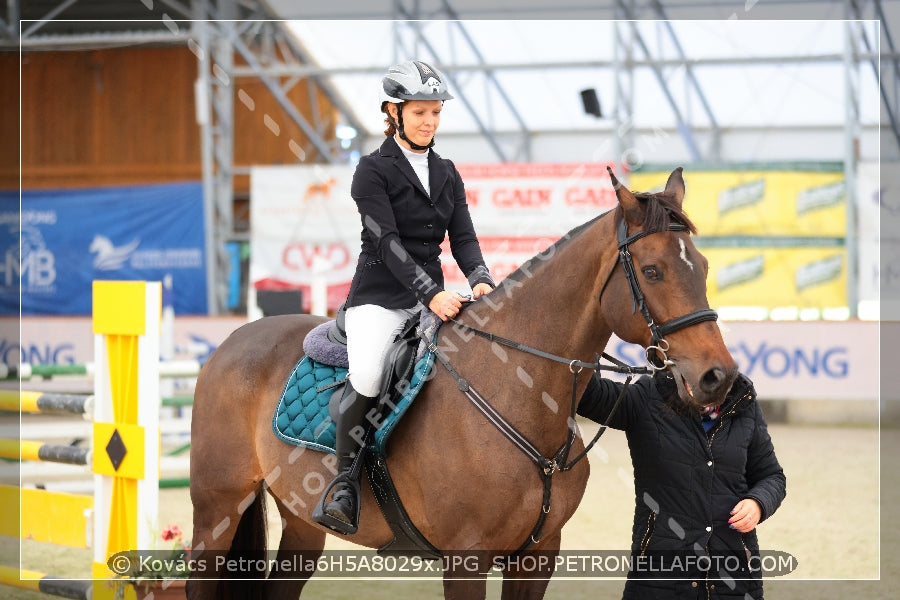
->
xmin=313 ymin=59 xmax=495 ymax=535
xmin=187 ymin=165 xmax=739 ymax=600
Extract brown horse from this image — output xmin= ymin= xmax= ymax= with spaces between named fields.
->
xmin=187 ymin=167 xmax=737 ymax=600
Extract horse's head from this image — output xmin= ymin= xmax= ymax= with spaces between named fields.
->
xmin=88 ymin=235 xmax=107 ymax=253
xmin=600 ymin=167 xmax=737 ymax=408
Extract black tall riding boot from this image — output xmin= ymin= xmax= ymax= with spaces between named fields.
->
xmin=312 ymin=381 xmax=375 ymax=534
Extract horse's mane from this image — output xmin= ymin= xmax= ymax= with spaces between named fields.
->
xmin=501 ymin=190 xmax=696 ymax=286
xmin=635 ymin=190 xmax=697 ymax=235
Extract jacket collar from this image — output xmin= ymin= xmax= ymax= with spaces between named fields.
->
xmin=721 ymin=373 xmax=756 ymax=412
xmin=653 ymin=371 xmax=756 ymax=415
xmin=379 ymin=135 xmax=450 ymax=200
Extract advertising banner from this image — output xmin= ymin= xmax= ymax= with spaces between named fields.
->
xmin=455 ymin=162 xmax=619 ymax=237
xmin=628 ymin=168 xmax=846 ymax=236
xmin=250 ymin=163 xmax=618 ymax=312
xmin=0 ymin=182 xmax=207 ymax=315
xmin=706 ymin=246 xmax=846 ymax=308
xmin=249 ymin=163 xmax=872 ymax=314
xmin=603 ymin=320 xmax=877 ymax=401
xmin=250 ymin=165 xmax=359 ymax=313
xmin=856 ymin=161 xmax=881 ymax=310
xmin=629 ymin=167 xmax=851 ymax=311
xmin=448 ymin=162 xmax=618 ymax=286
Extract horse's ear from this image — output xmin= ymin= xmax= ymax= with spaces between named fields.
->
xmin=665 ymin=167 xmax=686 ymax=206
xmin=607 ymin=166 xmax=640 ymax=215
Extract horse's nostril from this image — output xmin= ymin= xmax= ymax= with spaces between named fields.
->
xmin=699 ymin=367 xmax=726 ymax=393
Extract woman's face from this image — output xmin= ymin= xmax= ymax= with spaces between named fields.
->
xmin=390 ymin=100 xmax=443 ymax=151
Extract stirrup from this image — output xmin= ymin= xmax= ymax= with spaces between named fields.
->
xmin=313 ymin=471 xmax=361 ymax=535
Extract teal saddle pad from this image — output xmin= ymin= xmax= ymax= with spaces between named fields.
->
xmin=272 ymin=349 xmax=436 ymax=454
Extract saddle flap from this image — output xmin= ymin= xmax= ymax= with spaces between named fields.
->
xmin=324 ymin=331 xmax=417 ymax=428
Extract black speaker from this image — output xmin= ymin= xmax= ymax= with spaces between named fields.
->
xmin=257 ymin=289 xmax=304 ymax=316
xmin=580 ymin=88 xmax=602 ymax=118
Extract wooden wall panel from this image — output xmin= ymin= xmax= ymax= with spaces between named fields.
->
xmin=92 ymin=47 xmax=200 ymax=169
xmin=23 ymin=52 xmax=97 ymax=169
xmin=2 ymin=45 xmax=336 ymax=192
xmin=0 ymin=54 xmax=20 ymax=184
xmin=232 ymin=76 xmax=337 ymax=192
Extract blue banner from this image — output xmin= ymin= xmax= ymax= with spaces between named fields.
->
xmin=0 ymin=182 xmax=208 ymax=315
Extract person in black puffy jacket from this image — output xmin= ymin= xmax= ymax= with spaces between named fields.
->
xmin=577 ymin=371 xmax=786 ymax=599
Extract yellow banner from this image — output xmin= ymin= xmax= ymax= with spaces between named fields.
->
xmin=706 ymin=247 xmax=846 ymax=308
xmin=629 ymin=170 xmax=846 ymax=236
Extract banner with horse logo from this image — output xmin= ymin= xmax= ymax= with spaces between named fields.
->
xmin=0 ymin=182 xmax=207 ymax=315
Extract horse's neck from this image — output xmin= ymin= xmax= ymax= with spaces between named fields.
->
xmin=467 ymin=216 xmax=617 ymax=359
xmin=448 ymin=216 xmax=619 ymax=443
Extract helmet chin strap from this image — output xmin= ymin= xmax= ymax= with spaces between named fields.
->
xmin=396 ymin=103 xmax=435 ymax=151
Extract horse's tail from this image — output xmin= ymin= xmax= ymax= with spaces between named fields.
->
xmin=221 ymin=488 xmax=268 ymax=599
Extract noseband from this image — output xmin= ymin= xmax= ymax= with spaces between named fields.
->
xmin=616 ymin=217 xmax=719 ymax=370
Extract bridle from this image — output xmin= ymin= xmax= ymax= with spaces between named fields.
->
xmin=616 ymin=216 xmax=719 ymax=372
xmin=421 ymin=212 xmax=720 ymax=561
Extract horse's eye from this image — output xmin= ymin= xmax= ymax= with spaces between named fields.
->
xmin=642 ymin=266 xmax=661 ymax=280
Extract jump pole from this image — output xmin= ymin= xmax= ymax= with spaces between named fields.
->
xmin=0 ymin=565 xmax=91 ymax=600
xmin=0 ymin=439 xmax=91 ymax=465
xmin=0 ymin=390 xmax=94 ymax=415
xmin=90 ymin=280 xmax=160 ymax=600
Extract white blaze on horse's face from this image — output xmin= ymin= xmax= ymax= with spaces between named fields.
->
xmin=678 ymin=238 xmax=694 ymax=272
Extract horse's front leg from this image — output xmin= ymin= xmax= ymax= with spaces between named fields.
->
xmin=442 ymin=552 xmax=491 ymax=600
xmin=442 ymin=574 xmax=488 ymax=600
xmin=500 ymin=532 xmax=561 ymax=600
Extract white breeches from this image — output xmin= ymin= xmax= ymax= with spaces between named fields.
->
xmin=345 ymin=304 xmax=419 ymax=397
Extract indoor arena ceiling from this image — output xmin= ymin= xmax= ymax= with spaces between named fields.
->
xmin=3 ymin=0 xmax=897 ymax=157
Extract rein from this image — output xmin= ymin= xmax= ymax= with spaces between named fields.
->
xmin=420 ymin=215 xmax=720 ymax=559
xmin=440 ymin=318 xmax=652 ymax=471
xmin=419 ymin=326 xmax=636 ymax=559
xmin=420 ymin=315 xmax=648 ymax=559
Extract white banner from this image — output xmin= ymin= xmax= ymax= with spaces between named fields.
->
xmin=249 ymin=162 xmax=619 ymax=310
xmin=604 ymin=320 xmax=877 ymax=401
xmin=856 ymin=160 xmax=880 ymax=311
xmin=448 ymin=162 xmax=618 ymax=285
xmin=250 ymin=165 xmax=358 ymax=313
xmin=455 ymin=162 xmax=618 ymax=236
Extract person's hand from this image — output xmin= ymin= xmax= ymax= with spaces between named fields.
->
xmin=429 ymin=290 xmax=463 ymax=322
xmin=471 ymin=282 xmax=493 ymax=299
xmin=728 ymin=498 xmax=762 ymax=533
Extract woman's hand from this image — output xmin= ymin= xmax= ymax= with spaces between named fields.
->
xmin=429 ymin=290 xmax=464 ymax=322
xmin=471 ymin=282 xmax=493 ymax=299
xmin=728 ymin=498 xmax=762 ymax=533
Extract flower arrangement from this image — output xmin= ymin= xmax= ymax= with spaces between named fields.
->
xmin=112 ymin=523 xmax=191 ymax=600
xmin=134 ymin=523 xmax=192 ymax=579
